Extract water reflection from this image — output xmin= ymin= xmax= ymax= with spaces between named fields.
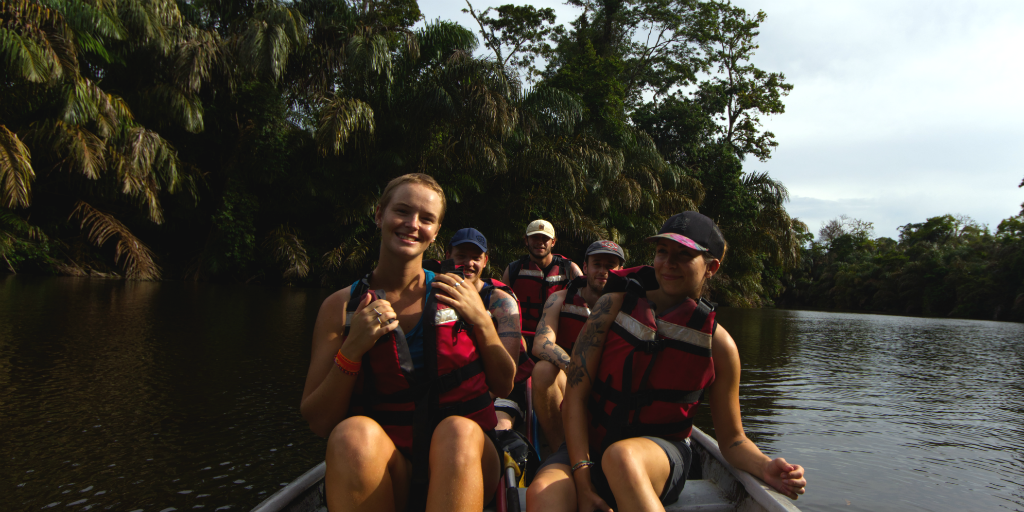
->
xmin=1 ymin=276 xmax=330 ymax=511
xmin=713 ymin=308 xmax=1024 ymax=512
xmin=3 ymin=278 xmax=1023 ymax=512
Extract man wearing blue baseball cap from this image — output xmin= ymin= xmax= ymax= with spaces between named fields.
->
xmin=530 ymin=240 xmax=625 ymax=449
xmin=447 ymin=228 xmax=533 ymax=431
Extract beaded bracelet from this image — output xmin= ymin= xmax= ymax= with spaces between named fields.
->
xmin=571 ymin=460 xmax=595 ymax=473
xmin=335 ymin=350 xmax=361 ymax=376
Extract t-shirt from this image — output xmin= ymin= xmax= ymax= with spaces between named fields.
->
xmin=349 ymin=270 xmax=435 ymax=371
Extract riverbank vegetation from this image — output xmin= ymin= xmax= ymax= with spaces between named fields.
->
xmin=1 ymin=0 xmax=803 ymax=306
xmin=779 ymin=203 xmax=1024 ymax=322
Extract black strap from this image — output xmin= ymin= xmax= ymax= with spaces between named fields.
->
xmin=592 ymin=378 xmax=704 ymax=406
xmin=508 ymin=256 xmax=528 ymax=287
xmin=409 ymin=286 xmax=442 ymax=511
xmin=687 ymin=298 xmax=715 ymax=331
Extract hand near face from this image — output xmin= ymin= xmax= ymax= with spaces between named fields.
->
xmin=432 ymin=273 xmax=490 ymax=326
xmin=343 ymin=293 xmax=399 ymax=358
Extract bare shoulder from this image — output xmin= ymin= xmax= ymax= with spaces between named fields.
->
xmin=569 ymin=261 xmax=583 ymax=278
xmin=488 ymin=288 xmax=518 ymax=313
xmin=711 ymin=323 xmax=740 ymax=371
xmin=315 ymin=287 xmax=352 ymax=334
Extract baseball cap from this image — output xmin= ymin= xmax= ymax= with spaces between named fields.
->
xmin=646 ymin=212 xmax=725 ymax=259
xmin=585 ymin=240 xmax=625 ymax=264
xmin=525 ymin=219 xmax=555 ymax=238
xmin=450 ymin=228 xmax=488 ymax=252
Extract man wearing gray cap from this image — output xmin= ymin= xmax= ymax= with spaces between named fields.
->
xmin=501 ymin=219 xmax=583 ymax=361
xmin=530 ymin=240 xmax=625 ymax=449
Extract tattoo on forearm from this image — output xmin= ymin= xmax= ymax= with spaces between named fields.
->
xmin=729 ymin=440 xmax=745 ymax=449
xmin=543 ymin=294 xmax=559 ymax=310
xmin=565 ymin=295 xmax=613 ymax=387
xmin=498 ymin=331 xmax=520 ymax=338
xmin=537 ymin=327 xmax=571 ymax=368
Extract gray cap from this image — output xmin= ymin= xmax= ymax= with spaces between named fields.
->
xmin=585 ymin=240 xmax=625 ymax=263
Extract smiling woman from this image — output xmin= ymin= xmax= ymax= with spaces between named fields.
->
xmin=299 ymin=173 xmax=516 ymax=512
xmin=527 ymin=211 xmax=807 ymax=512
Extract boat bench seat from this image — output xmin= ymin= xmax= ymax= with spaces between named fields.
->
xmin=665 ymin=479 xmax=734 ymax=511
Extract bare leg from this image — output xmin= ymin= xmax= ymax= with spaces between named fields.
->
xmin=602 ymin=438 xmax=672 ymax=512
xmin=525 ymin=463 xmax=576 ymax=512
xmin=325 ymin=416 xmax=411 ymax=512
xmin=426 ymin=416 xmax=502 ymax=512
xmin=532 ymin=360 xmax=567 ymax=448
xmin=495 ymin=410 xmax=515 ymax=431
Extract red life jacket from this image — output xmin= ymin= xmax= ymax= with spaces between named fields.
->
xmin=509 ymin=254 xmax=573 ymax=335
xmin=480 ymin=278 xmax=535 ymax=384
xmin=556 ymin=276 xmax=591 ymax=354
xmin=342 ymin=275 xmax=498 ymax=458
xmin=588 ymin=266 xmax=716 ymax=452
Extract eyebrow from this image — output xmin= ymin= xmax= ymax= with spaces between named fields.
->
xmin=392 ymin=201 xmax=437 ymax=219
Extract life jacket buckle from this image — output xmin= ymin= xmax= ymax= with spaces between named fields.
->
xmin=637 ymin=339 xmax=664 ymax=354
xmin=436 ymin=369 xmax=464 ymax=392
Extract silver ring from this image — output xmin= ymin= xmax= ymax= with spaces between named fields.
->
xmin=377 ymin=317 xmax=384 ymax=327
xmin=373 ymin=307 xmax=381 ymax=316
xmin=453 ymin=281 xmax=461 ymax=288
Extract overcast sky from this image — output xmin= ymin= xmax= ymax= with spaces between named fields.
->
xmin=418 ymin=0 xmax=1024 ymax=240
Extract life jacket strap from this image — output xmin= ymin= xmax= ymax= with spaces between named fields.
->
xmin=592 ymin=377 xmax=704 ymax=407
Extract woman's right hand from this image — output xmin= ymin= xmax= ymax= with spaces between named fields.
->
xmin=575 ymin=473 xmax=613 ymax=512
xmin=341 ymin=293 xmax=399 ymax=359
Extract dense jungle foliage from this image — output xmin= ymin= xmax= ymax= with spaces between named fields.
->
xmin=1 ymin=0 xmax=804 ymax=306
xmin=779 ymin=204 xmax=1024 ymax=322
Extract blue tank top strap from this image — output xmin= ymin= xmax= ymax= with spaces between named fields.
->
xmin=349 ymin=270 xmax=435 ymax=372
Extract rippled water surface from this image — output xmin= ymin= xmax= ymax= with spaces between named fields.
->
xmin=1 ymin=276 xmax=330 ymax=511
xmin=2 ymin=277 xmax=1023 ymax=511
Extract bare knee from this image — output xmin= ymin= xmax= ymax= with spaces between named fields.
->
xmin=430 ymin=416 xmax=484 ymax=463
xmin=601 ymin=440 xmax=642 ymax=479
xmin=533 ymin=360 xmax=561 ymax=387
xmin=328 ymin=416 xmax=389 ymax=458
xmin=526 ymin=466 xmax=575 ymax=512
xmin=326 ymin=416 xmax=394 ymax=487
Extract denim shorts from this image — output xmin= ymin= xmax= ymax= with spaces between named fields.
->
xmin=538 ymin=436 xmax=692 ymax=507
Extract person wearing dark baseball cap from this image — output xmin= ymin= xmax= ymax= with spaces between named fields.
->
xmin=529 ymin=212 xmax=807 ymax=511
xmin=529 ymin=240 xmax=625 ymax=450
xmin=447 ymin=228 xmax=533 ymax=433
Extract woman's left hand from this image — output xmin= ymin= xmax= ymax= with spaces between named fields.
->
xmin=432 ymin=273 xmax=490 ymax=326
xmin=761 ymin=458 xmax=806 ymax=499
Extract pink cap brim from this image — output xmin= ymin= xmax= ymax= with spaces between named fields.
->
xmin=646 ymin=233 xmax=708 ymax=252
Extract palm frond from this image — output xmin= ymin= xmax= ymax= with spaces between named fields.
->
xmin=110 ymin=126 xmax=184 ymax=223
xmin=0 ymin=125 xmax=35 ymax=208
xmin=0 ymin=26 xmax=61 ymax=82
xmin=265 ymin=224 xmax=310 ymax=279
xmin=316 ymin=96 xmax=374 ymax=155
xmin=144 ymin=83 xmax=204 ymax=133
xmin=70 ymin=201 xmax=161 ymax=280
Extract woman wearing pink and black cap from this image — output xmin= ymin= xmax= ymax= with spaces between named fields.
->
xmin=526 ymin=212 xmax=807 ymax=512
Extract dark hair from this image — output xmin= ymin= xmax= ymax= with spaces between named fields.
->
xmin=699 ymin=242 xmax=727 ymax=299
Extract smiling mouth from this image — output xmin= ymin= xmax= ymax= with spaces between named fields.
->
xmin=396 ymin=233 xmax=420 ymax=243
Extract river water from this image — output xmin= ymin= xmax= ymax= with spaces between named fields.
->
xmin=2 ymin=276 xmax=1023 ymax=511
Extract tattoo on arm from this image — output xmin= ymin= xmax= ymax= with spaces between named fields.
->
xmin=490 ymin=296 xmax=521 ymax=353
xmin=565 ymin=295 xmax=614 ymax=387
xmin=729 ymin=440 xmax=745 ymax=449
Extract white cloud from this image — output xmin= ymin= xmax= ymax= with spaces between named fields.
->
xmin=418 ymin=0 xmax=1024 ymax=237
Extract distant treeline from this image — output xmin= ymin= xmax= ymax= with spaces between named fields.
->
xmin=778 ymin=208 xmax=1024 ymax=323
xmin=1 ymin=0 xmax=804 ymax=307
